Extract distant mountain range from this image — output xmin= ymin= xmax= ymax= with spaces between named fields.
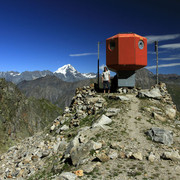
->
xmin=1 ymin=65 xmax=179 ymax=111
xmin=0 ymin=64 xmax=96 ymax=84
xmin=16 ymin=68 xmax=155 ymax=110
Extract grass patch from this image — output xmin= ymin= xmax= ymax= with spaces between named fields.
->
xmin=90 ymin=149 xmax=96 ymax=156
xmin=128 ymin=171 xmax=142 ymax=177
xmin=166 ymin=83 xmax=180 ymax=112
xmin=104 ymin=96 xmax=125 ymax=109
xmin=79 ymin=115 xmax=95 ymax=127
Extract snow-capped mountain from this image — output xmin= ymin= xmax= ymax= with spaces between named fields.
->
xmin=54 ymin=64 xmax=96 ymax=82
xmin=0 ymin=70 xmax=53 ymax=84
xmin=54 ymin=64 xmax=77 ymax=76
xmin=0 ymin=64 xmax=96 ymax=84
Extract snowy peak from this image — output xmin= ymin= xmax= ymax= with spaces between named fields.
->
xmin=53 ymin=64 xmax=96 ymax=82
xmin=0 ymin=71 xmax=21 ymax=77
xmin=54 ymin=64 xmax=78 ymax=75
xmin=7 ymin=71 xmax=21 ymax=76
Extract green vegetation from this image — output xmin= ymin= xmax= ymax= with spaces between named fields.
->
xmin=0 ymin=78 xmax=62 ymax=153
xmin=128 ymin=171 xmax=142 ymax=177
xmin=27 ymin=170 xmax=53 ymax=180
xmin=90 ymin=149 xmax=96 ymax=156
xmin=79 ymin=114 xmax=95 ymax=127
xmin=166 ymin=84 xmax=180 ymax=111
xmin=104 ymin=96 xmax=124 ymax=109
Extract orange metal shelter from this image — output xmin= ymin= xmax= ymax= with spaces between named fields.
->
xmin=106 ymin=33 xmax=147 ymax=72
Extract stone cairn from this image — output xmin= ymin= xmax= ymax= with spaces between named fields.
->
xmin=138 ymin=83 xmax=177 ymax=121
xmin=50 ymin=84 xmax=106 ymax=132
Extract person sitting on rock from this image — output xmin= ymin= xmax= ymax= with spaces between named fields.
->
xmin=102 ymin=66 xmax=110 ymax=93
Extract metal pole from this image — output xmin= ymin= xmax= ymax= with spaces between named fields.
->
xmin=155 ymin=41 xmax=158 ymax=85
xmin=98 ymin=41 xmax=100 ymax=89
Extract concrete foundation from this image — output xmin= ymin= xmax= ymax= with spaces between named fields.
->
xmin=117 ymin=71 xmax=135 ymax=87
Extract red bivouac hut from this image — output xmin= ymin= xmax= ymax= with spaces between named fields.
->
xmin=106 ymin=33 xmax=147 ymax=87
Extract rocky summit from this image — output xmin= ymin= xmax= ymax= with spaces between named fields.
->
xmin=0 ymin=83 xmax=180 ymax=180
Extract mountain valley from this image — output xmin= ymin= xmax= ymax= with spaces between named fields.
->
xmin=0 ymin=64 xmax=96 ymax=84
xmin=15 ymin=67 xmax=180 ymax=112
xmin=17 ymin=75 xmax=95 ymax=109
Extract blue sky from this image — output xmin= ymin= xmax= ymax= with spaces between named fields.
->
xmin=0 ymin=0 xmax=180 ymax=75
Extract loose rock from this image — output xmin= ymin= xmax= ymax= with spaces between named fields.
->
xmin=138 ymin=87 xmax=162 ymax=99
xmin=106 ymin=108 xmax=121 ymax=117
xmin=165 ymin=105 xmax=176 ymax=119
xmin=132 ymin=152 xmax=143 ymax=161
xmin=153 ymin=112 xmax=166 ymax=122
xmin=146 ymin=127 xmax=173 ymax=146
xmin=148 ymin=152 xmax=156 ymax=162
xmin=96 ymin=153 xmax=110 ymax=162
xmin=162 ymin=151 xmax=180 ymax=161
xmin=57 ymin=172 xmax=77 ymax=180
xmin=92 ymin=115 xmax=112 ymax=128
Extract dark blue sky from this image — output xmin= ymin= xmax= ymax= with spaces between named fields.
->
xmin=0 ymin=0 xmax=180 ymax=74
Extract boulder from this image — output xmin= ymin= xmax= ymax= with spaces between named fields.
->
xmin=82 ymin=162 xmax=101 ymax=173
xmin=60 ymin=125 xmax=69 ymax=131
xmin=92 ymin=142 xmax=102 ymax=150
xmin=150 ymin=106 xmax=162 ymax=112
xmin=64 ymin=107 xmax=70 ymax=113
xmin=117 ymin=96 xmax=130 ymax=101
xmin=123 ymin=88 xmax=127 ymax=94
xmin=153 ymin=112 xmax=166 ymax=122
xmin=57 ymin=172 xmax=77 ymax=180
xmin=64 ymin=126 xmax=104 ymax=166
xmin=96 ymin=153 xmax=110 ymax=162
xmin=148 ymin=152 xmax=156 ymax=162
xmin=174 ymin=120 xmax=180 ymax=125
xmin=165 ymin=105 xmax=176 ymax=120
xmin=108 ymin=149 xmax=118 ymax=159
xmin=77 ymin=93 xmax=82 ymax=98
xmin=70 ymin=141 xmax=94 ymax=165
xmin=50 ymin=124 xmax=56 ymax=131
xmin=106 ymin=108 xmax=120 ymax=117
xmin=146 ymin=127 xmax=173 ymax=146
xmin=57 ymin=140 xmax=68 ymax=152
xmin=92 ymin=115 xmax=112 ymax=128
xmin=162 ymin=151 xmax=180 ymax=161
xmin=119 ymin=151 xmax=126 ymax=159
xmin=108 ymin=94 xmax=130 ymax=101
xmin=117 ymin=88 xmax=123 ymax=94
xmin=110 ymin=141 xmax=122 ymax=149
xmin=125 ymin=152 xmax=133 ymax=159
xmin=138 ymin=87 xmax=162 ymax=99
xmin=132 ymin=152 xmax=143 ymax=161
xmin=94 ymin=102 xmax=103 ymax=108
xmin=86 ymin=97 xmax=106 ymax=104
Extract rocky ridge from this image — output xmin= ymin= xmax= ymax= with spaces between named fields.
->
xmin=0 ymin=83 xmax=180 ymax=180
